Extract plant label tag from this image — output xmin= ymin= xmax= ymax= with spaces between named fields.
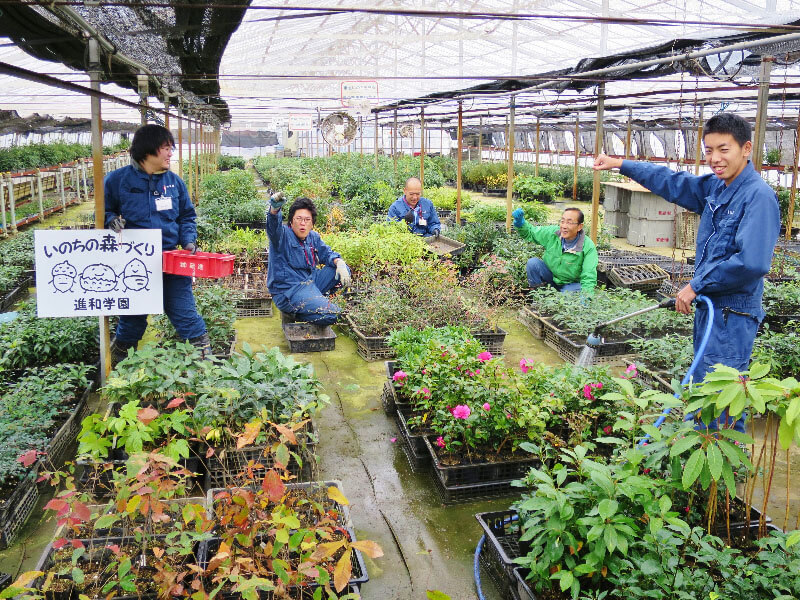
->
xmin=418 ymin=217 xmax=427 ymax=226
xmin=155 ymin=196 xmax=173 ymax=211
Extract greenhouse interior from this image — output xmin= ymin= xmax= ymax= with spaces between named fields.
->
xmin=2 ymin=1 xmax=800 ymax=599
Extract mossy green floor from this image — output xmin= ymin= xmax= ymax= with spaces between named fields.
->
xmin=233 ymin=309 xmax=561 ymax=599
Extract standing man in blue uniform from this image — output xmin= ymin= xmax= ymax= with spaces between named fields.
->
xmin=105 ymin=124 xmax=211 ymax=363
xmin=267 ymin=195 xmax=351 ymax=325
xmin=594 ymin=113 xmax=779 ymax=426
xmin=387 ymin=177 xmax=441 ymax=237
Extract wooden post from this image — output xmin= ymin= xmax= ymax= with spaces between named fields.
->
xmin=786 ymin=111 xmax=800 ymax=240
xmin=163 ymin=94 xmax=170 ymax=130
xmin=573 ymin=116 xmax=580 ymax=200
xmin=695 ymin=104 xmax=704 ymax=175
xmin=393 ymin=109 xmax=398 ymax=175
xmin=420 ymin=107 xmax=425 ymax=187
xmin=6 ymin=175 xmax=16 ymax=233
xmin=0 ymin=177 xmax=6 ymax=234
xmin=194 ymin=117 xmax=200 ymax=203
xmin=374 ymin=112 xmax=379 ymax=167
xmin=590 ymin=83 xmax=605 ymax=244
xmin=89 ymin=39 xmax=111 ymax=382
xmin=535 ymin=116 xmax=541 ymax=177
xmin=137 ymin=74 xmax=148 ymax=126
xmin=753 ymin=56 xmax=774 ymax=172
xmin=457 ymin=101 xmax=463 ymax=223
xmin=178 ymin=100 xmax=183 ymax=179
xmin=35 ymin=170 xmax=44 ymax=221
xmin=506 ymin=97 xmax=516 ymax=232
xmin=478 ymin=116 xmax=483 ymax=163
xmin=624 ymin=108 xmax=632 ymax=160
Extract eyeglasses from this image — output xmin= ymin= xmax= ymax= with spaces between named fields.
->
xmin=293 ymin=217 xmax=313 ymax=224
xmin=559 ymin=219 xmax=579 ymax=225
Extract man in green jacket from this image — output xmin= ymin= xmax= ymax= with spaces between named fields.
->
xmin=512 ymin=206 xmax=598 ymax=295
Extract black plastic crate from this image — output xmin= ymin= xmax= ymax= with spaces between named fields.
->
xmin=395 ymin=411 xmax=431 ymax=472
xmin=513 ymin=567 xmax=535 ymax=600
xmin=608 ymin=263 xmax=669 ymax=292
xmin=432 ymin=469 xmax=521 ymax=503
xmin=234 ymin=296 xmax=273 ymax=318
xmin=206 ymin=480 xmax=351 ymax=528
xmin=476 ymin=510 xmax=525 ymax=597
xmin=473 ymin=327 xmax=507 ymax=355
xmin=381 ymin=380 xmax=397 ymax=415
xmin=42 ymin=383 xmax=94 ymax=475
xmin=199 ymin=530 xmax=368 ymax=592
xmin=543 ymin=327 xmax=632 ymax=366
xmin=0 ymin=275 xmax=31 ymax=311
xmin=518 ymin=306 xmax=547 ymax=340
xmin=284 ymin=323 xmax=336 ymax=353
xmin=0 ymin=468 xmax=39 ymax=549
xmin=426 ymin=437 xmax=538 ymax=487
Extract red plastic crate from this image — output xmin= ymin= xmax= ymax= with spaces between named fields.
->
xmin=162 ymin=250 xmax=235 ymax=278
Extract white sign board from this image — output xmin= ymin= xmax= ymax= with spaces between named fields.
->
xmin=288 ymin=114 xmax=314 ymax=131
xmin=35 ymin=229 xmax=164 ymax=318
xmin=341 ymin=80 xmax=379 ymax=108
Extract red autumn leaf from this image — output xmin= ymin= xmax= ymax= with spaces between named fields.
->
xmin=166 ymin=397 xmax=186 ymax=409
xmin=71 ymin=539 xmax=85 ymax=549
xmin=52 ymin=538 xmax=69 ymax=550
xmin=44 ymin=498 xmax=68 ymax=516
xmin=138 ymin=406 xmax=159 ymax=425
xmin=261 ymin=469 xmax=285 ymax=502
xmin=72 ymin=501 xmax=91 ymax=522
xmin=17 ymin=449 xmax=39 ymax=467
xmin=106 ymin=544 xmax=120 ymax=555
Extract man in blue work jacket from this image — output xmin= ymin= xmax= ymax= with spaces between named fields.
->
xmin=594 ymin=113 xmax=780 ymax=430
xmin=105 ymin=124 xmax=211 ymax=364
xmin=267 ymin=195 xmax=351 ymax=325
xmin=387 ymin=177 xmax=441 ymax=237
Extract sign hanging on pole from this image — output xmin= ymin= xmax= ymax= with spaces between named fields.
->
xmin=341 ymin=81 xmax=379 ymax=115
xmin=34 ymin=229 xmax=164 ymax=318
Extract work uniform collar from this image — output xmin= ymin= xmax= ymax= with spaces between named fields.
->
xmin=561 ymin=229 xmax=585 ymax=254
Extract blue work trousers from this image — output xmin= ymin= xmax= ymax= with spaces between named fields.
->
xmin=272 ymin=265 xmax=342 ymax=325
xmin=115 ymin=273 xmax=207 ymax=345
xmin=691 ymin=300 xmax=761 ymax=433
xmin=526 ymin=257 xmax=582 ymax=293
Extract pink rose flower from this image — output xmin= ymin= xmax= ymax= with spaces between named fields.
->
xmin=603 ymin=425 xmax=612 ymax=434
xmin=452 ymin=405 xmax=471 ymax=419
xmin=392 ymin=370 xmax=407 ymax=385
xmin=519 ymin=358 xmax=532 ymax=374
xmin=483 ymin=403 xmax=491 ymax=411
xmin=422 ymin=369 xmax=428 ymax=375
xmin=475 ymin=369 xmax=481 ymax=375
xmin=436 ymin=436 xmax=445 ymax=448
xmin=420 ymin=387 xmax=431 ymax=399
xmin=478 ymin=351 xmax=492 ymax=362
xmin=625 ymin=364 xmax=638 ymax=378
xmin=583 ymin=384 xmax=594 ymax=400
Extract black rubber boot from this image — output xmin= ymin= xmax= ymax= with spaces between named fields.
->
xmin=110 ymin=338 xmax=136 ymax=367
xmin=189 ymin=332 xmax=214 ymax=360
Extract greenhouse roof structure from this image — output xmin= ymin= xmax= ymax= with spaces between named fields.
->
xmin=2 ymin=1 xmax=800 ymax=129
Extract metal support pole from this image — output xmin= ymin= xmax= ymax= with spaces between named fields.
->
xmin=457 ymin=101 xmax=463 ymax=223
xmin=535 ymin=117 xmax=541 ymax=177
xmin=81 ymin=159 xmax=89 ymax=202
xmin=590 ymin=83 xmax=605 ymax=244
xmin=625 ymin=108 xmax=632 ymax=160
xmin=374 ymin=113 xmax=379 ymax=168
xmin=695 ymin=104 xmax=705 ymax=175
xmin=393 ymin=109 xmax=398 ymax=175
xmin=137 ymin=74 xmax=148 ymax=126
xmin=573 ymin=117 xmax=580 ymax=200
xmin=163 ymin=94 xmax=170 ymax=130
xmin=187 ymin=109 xmax=193 ymax=200
xmin=753 ymin=56 xmax=774 ymax=172
xmin=506 ymin=97 xmax=516 ymax=232
xmin=786 ymin=110 xmax=800 ymax=240
xmin=420 ymin=108 xmax=425 ymax=187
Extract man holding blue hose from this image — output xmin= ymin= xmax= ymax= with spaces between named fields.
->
xmin=593 ymin=113 xmax=780 ymax=430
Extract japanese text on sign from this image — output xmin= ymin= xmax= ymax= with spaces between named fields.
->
xmin=34 ymin=229 xmax=164 ymax=318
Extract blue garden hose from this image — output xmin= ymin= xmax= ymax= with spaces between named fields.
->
xmin=643 ymin=294 xmax=714 ymax=442
xmin=474 ymin=296 xmax=714 ymax=598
